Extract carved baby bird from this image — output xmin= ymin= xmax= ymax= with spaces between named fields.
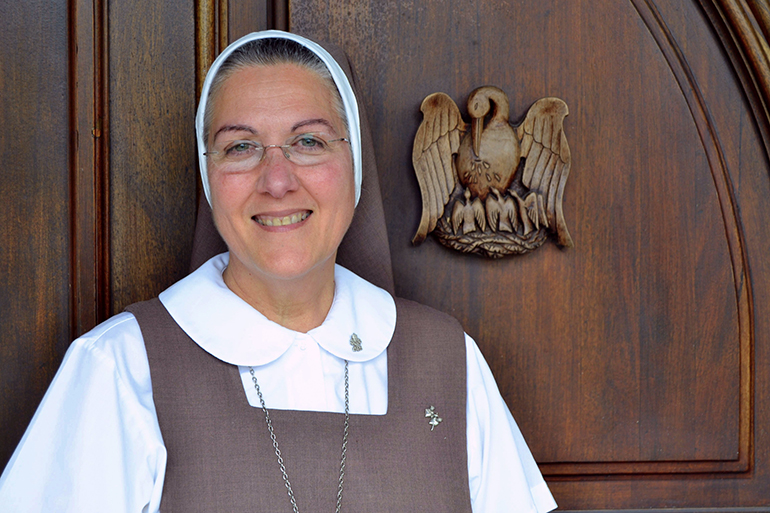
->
xmin=411 ymin=86 xmax=574 ymax=256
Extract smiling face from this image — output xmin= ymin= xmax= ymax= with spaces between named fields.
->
xmin=207 ymin=63 xmax=355 ymax=290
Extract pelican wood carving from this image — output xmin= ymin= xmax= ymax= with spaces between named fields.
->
xmin=412 ymin=86 xmax=573 ymax=258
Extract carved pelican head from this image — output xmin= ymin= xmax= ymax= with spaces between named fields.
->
xmin=467 ymin=86 xmax=510 ymax=157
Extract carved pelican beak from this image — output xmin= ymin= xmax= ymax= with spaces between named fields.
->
xmin=472 ymin=116 xmax=482 ymax=157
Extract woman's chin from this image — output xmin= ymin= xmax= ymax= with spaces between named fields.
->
xmin=229 ymin=250 xmax=336 ymax=287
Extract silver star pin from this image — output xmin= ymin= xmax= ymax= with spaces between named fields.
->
xmin=425 ymin=405 xmax=442 ymax=431
xmin=349 ymin=333 xmax=363 ymax=352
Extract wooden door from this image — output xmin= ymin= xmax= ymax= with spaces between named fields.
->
xmin=2 ymin=0 xmax=770 ymax=510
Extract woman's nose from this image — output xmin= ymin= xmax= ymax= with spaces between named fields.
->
xmin=255 ymin=147 xmax=300 ymax=198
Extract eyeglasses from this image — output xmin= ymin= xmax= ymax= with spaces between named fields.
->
xmin=204 ymin=133 xmax=350 ymax=171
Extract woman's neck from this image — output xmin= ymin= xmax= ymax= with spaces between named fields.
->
xmin=222 ymin=258 xmax=336 ymax=333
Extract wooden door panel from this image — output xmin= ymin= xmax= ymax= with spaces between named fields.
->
xmin=107 ymin=0 xmax=198 ymax=313
xmin=288 ymin=0 xmax=770 ymax=508
xmin=0 ymin=1 xmax=72 ymax=470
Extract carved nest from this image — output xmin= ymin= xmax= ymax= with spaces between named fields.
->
xmin=434 ymin=216 xmax=547 ymax=258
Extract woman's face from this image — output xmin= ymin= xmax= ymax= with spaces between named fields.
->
xmin=207 ymin=63 xmax=355 ymax=285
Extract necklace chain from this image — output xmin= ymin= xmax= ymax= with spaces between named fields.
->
xmin=250 ymin=360 xmax=350 ymax=513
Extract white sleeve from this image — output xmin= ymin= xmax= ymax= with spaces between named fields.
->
xmin=0 ymin=313 xmax=166 ymax=513
xmin=465 ymin=333 xmax=557 ymax=513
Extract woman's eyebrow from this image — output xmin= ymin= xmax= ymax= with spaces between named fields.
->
xmin=292 ymin=118 xmax=337 ymax=133
xmin=213 ymin=124 xmax=258 ymax=140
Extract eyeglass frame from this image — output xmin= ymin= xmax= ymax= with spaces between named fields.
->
xmin=203 ymin=133 xmax=350 ymax=168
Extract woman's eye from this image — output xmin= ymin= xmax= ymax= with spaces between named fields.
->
xmin=295 ymin=136 xmax=327 ymax=151
xmin=225 ymin=141 xmax=258 ymax=157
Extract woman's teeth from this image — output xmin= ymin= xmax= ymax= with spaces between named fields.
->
xmin=256 ymin=212 xmax=310 ymax=227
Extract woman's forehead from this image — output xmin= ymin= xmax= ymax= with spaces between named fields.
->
xmin=210 ymin=64 xmax=344 ymax=135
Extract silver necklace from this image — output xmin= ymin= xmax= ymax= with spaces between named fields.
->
xmin=249 ymin=360 xmax=350 ymax=513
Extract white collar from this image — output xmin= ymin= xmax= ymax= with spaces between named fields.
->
xmin=158 ymin=253 xmax=396 ymax=366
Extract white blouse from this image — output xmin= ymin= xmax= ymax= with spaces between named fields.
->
xmin=0 ymin=254 xmax=556 ymax=513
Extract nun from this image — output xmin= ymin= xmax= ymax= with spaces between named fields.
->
xmin=0 ymin=30 xmax=557 ymax=513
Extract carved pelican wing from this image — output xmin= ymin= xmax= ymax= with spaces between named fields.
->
xmin=516 ymin=98 xmax=574 ymax=247
xmin=412 ymin=93 xmax=468 ymax=244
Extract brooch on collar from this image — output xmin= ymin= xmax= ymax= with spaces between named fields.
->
xmin=349 ymin=333 xmax=363 ymax=352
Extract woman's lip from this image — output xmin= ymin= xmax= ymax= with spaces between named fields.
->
xmin=252 ymin=210 xmax=312 ymax=227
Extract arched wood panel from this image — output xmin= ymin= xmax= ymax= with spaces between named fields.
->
xmin=289 ymin=0 xmax=770 ymax=509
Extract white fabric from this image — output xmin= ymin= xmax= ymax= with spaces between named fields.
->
xmin=196 ymin=30 xmax=363 ymax=207
xmin=0 ymin=254 xmax=556 ymax=513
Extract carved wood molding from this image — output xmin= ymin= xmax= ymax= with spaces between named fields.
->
xmin=719 ymin=0 xmax=770 ymax=129
xmin=70 ymin=0 xmax=110 ymax=338
xmin=700 ymin=0 xmax=770 ymax=157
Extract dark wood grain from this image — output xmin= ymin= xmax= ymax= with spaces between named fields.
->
xmin=227 ymin=0 xmax=269 ymax=42
xmin=0 ymin=0 xmax=72 ymax=469
xmin=108 ymin=0 xmax=198 ymax=313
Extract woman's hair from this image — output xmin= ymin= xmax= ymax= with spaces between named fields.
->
xmin=202 ymin=38 xmax=349 ymax=145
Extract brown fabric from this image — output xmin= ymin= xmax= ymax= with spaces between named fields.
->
xmin=127 ymin=297 xmax=472 ymax=512
xmin=188 ymin=41 xmax=395 ymax=295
